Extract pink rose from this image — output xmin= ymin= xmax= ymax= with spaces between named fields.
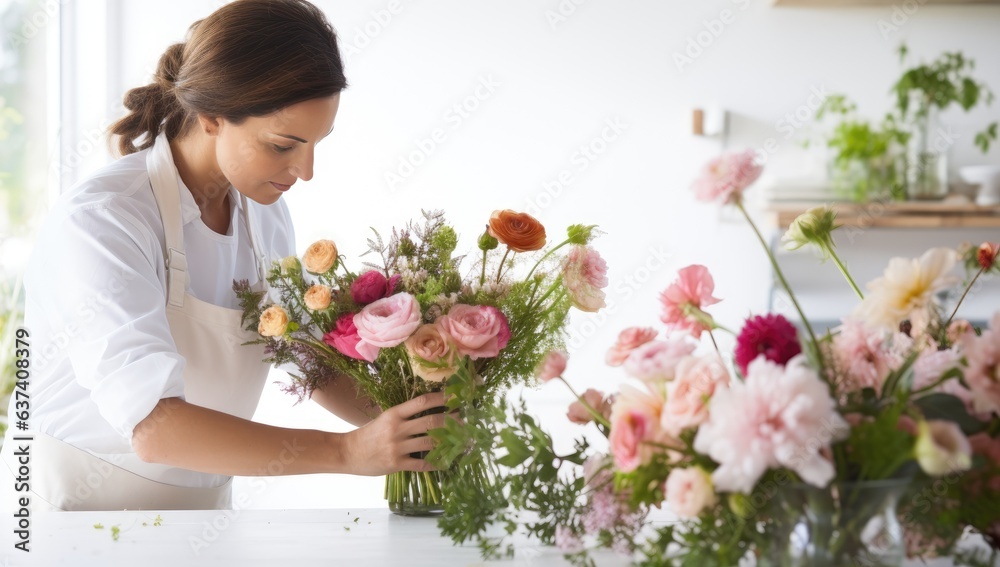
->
xmin=536 ymin=350 xmax=568 ymax=382
xmin=567 ymin=389 xmax=610 ymax=424
xmin=623 ymin=338 xmax=696 ymax=383
xmin=609 ymin=384 xmax=664 ymax=472
xmin=404 ymin=323 xmax=459 ymax=383
xmin=350 ymin=271 xmax=401 ymax=305
xmin=322 ymin=313 xmax=365 ymax=361
xmin=439 ymin=304 xmax=509 ymax=359
xmin=659 ymin=265 xmax=722 ymax=338
xmin=665 ymin=467 xmax=717 ymax=519
xmin=662 ymin=355 xmax=730 ymax=436
xmin=353 ymin=292 xmax=422 ymax=362
xmin=606 ymin=327 xmax=658 ymax=366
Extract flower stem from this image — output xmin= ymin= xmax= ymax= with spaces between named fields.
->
xmin=480 ymin=249 xmax=488 ymax=286
xmin=944 ymin=264 xmax=987 ymax=329
xmin=736 ymin=199 xmax=819 ymax=349
xmin=526 ymin=239 xmax=570 ymax=280
xmin=495 ymin=248 xmax=512 ymax=285
xmin=557 ymin=376 xmax=611 ymax=429
xmin=824 ymin=243 xmax=865 ymax=300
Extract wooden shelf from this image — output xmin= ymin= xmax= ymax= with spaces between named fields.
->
xmin=765 ymin=200 xmax=1000 ymax=229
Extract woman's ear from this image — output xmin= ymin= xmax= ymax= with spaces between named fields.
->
xmin=197 ymin=114 xmax=222 ymax=136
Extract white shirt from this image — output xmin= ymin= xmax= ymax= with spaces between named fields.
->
xmin=19 ymin=148 xmax=295 ymax=453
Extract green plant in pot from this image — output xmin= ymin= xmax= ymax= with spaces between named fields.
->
xmin=813 ymin=94 xmax=908 ymax=202
xmin=891 ymin=44 xmax=997 ymax=200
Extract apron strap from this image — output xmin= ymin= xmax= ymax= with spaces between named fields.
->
xmin=147 ymin=134 xmax=189 ymax=308
xmin=147 ymin=133 xmax=271 ymax=304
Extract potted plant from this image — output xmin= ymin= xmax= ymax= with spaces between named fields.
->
xmin=891 ymin=44 xmax=997 ymax=200
xmin=813 ymin=94 xmax=908 ymax=202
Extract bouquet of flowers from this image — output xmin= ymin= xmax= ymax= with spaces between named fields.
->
xmin=235 ymin=209 xmax=608 ymax=514
xmin=435 ymin=152 xmax=1000 ymax=566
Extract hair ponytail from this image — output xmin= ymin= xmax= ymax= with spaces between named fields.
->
xmin=108 ymin=0 xmax=347 ymax=157
xmin=109 ymin=42 xmax=188 ymax=156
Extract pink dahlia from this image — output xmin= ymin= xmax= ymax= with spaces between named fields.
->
xmin=692 ymin=355 xmax=848 ymax=493
xmin=734 ymin=313 xmax=801 ymax=375
xmin=606 ymin=327 xmax=658 ymax=366
xmin=659 ymin=265 xmax=721 ymax=338
xmin=561 ymin=245 xmax=609 ymax=313
xmin=691 ymin=149 xmax=763 ymax=204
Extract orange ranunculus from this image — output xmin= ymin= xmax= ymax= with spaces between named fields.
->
xmin=487 ymin=210 xmax=546 ymax=252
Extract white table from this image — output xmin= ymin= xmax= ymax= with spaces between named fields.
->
xmin=0 ymin=508 xmax=988 ymax=567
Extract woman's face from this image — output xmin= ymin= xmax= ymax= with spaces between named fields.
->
xmin=214 ymin=94 xmax=340 ymax=205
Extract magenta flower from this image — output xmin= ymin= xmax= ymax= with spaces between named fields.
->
xmin=561 ymin=245 xmax=609 ymax=312
xmin=323 ymin=313 xmax=366 ymax=361
xmin=350 ymin=270 xmax=401 ymax=305
xmin=691 ymin=149 xmax=763 ymax=204
xmin=659 ymin=265 xmax=721 ymax=338
xmin=733 ymin=314 xmax=802 ymax=375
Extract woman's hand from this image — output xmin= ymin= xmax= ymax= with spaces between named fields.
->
xmin=340 ymin=392 xmax=452 ymax=476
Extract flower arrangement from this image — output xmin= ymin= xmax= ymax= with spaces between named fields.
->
xmin=235 ymin=209 xmax=607 ymax=514
xmin=433 ymin=151 xmax=1000 ymax=566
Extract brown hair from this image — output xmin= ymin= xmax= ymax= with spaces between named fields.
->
xmin=109 ymin=0 xmax=347 ymax=156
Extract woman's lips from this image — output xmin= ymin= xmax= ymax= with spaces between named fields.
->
xmin=271 ymin=182 xmax=292 ymax=192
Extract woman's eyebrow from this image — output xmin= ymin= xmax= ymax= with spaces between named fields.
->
xmin=275 ymin=133 xmax=307 ymax=143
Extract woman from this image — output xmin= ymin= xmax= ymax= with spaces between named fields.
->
xmin=0 ymin=0 xmax=445 ymax=511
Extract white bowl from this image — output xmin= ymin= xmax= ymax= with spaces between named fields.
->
xmin=959 ymin=165 xmax=1000 ymax=206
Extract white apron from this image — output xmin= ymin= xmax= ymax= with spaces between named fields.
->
xmin=1 ymin=134 xmax=272 ymax=511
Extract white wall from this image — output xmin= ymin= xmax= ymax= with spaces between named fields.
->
xmin=63 ymin=0 xmax=1000 ymax=508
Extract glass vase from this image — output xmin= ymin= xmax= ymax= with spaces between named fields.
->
xmin=906 ymin=101 xmax=950 ymax=200
xmin=829 ymin=153 xmax=905 ymax=203
xmin=760 ymin=479 xmax=910 ymax=567
xmin=385 ymin=469 xmax=445 ymax=516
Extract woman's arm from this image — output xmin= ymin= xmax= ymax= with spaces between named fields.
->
xmin=309 ymin=375 xmax=382 ymax=428
xmin=131 ymin=393 xmax=447 ymax=477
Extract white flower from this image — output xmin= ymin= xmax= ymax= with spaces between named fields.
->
xmin=853 ymin=248 xmax=958 ymax=333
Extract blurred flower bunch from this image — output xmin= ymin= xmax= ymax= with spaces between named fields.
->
xmin=235 ymin=209 xmax=606 ymax=510
xmin=435 ymin=151 xmax=1000 ymax=566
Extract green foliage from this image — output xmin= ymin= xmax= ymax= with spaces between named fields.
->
xmin=892 ymin=45 xmax=997 ymax=152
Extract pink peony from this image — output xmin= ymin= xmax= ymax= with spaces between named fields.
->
xmin=659 ymin=265 xmax=721 ymax=338
xmin=352 ymin=292 xmax=422 ymax=362
xmin=561 ymin=245 xmax=609 ymax=313
xmin=693 ymin=355 xmax=848 ymax=493
xmin=438 ymin=304 xmax=510 ymax=359
xmin=567 ymin=389 xmax=611 ymax=424
xmin=323 ymin=313 xmax=366 ymax=361
xmin=691 ymin=149 xmax=763 ymax=204
xmin=662 ymin=355 xmax=730 ymax=436
xmin=664 ymin=467 xmax=717 ymax=519
xmin=960 ymin=312 xmax=1000 ymax=415
xmin=830 ymin=319 xmax=894 ymax=395
xmin=606 ymin=327 xmax=658 ymax=366
xmin=622 ymin=337 xmax=696 ymax=383
xmin=734 ymin=313 xmax=801 ymax=376
xmin=608 ymin=384 xmax=665 ymax=472
xmin=536 ymin=350 xmax=568 ymax=382
xmin=350 ymin=270 xmax=401 ymax=305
